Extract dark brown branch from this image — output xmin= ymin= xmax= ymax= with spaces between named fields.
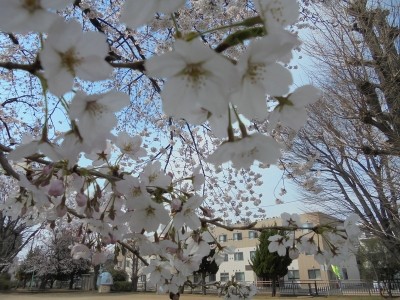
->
xmin=0 ymin=60 xmax=41 ymax=74
xmin=109 ymin=61 xmax=145 ymax=72
xmin=117 ymin=240 xmax=149 ymax=266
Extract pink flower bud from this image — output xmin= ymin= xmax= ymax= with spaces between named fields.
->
xmin=43 ymin=165 xmax=53 ymax=175
xmin=289 ymin=247 xmax=300 ymax=260
xmin=171 ymin=198 xmax=182 ymax=211
xmin=202 ymin=207 xmax=214 ymax=218
xmin=76 ymin=193 xmax=87 ymax=207
xmin=56 ymin=203 xmax=67 ymax=217
xmin=48 ymin=179 xmax=65 ymax=196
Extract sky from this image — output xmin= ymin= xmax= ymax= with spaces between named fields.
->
xmin=253 ymin=44 xmax=315 ymax=218
xmin=253 ymin=166 xmax=303 ymax=217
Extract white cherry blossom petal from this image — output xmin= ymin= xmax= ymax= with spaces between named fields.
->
xmin=0 ymin=0 xmax=72 ymax=33
xmin=255 ymin=0 xmax=299 ymax=33
xmin=41 ymin=19 xmax=112 ymax=96
xmin=207 ymin=133 xmax=282 ymax=169
xmin=121 ymin=0 xmax=185 ymax=29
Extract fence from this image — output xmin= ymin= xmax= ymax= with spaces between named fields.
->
xmin=76 ymin=276 xmax=400 ymax=297
xmin=255 ymin=280 xmax=400 ymax=297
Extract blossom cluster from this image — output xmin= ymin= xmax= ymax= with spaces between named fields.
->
xmin=268 ymin=213 xmax=361 ymax=265
xmin=0 ymin=0 xmax=359 ymax=299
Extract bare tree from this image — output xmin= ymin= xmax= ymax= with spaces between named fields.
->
xmin=303 ymin=0 xmax=400 ymax=155
xmin=0 ymin=175 xmax=40 ymax=273
xmin=282 ymin=0 xmax=400 ymax=261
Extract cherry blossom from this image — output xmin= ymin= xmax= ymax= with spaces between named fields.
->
xmin=115 ymin=175 xmax=148 ymax=208
xmin=297 ymin=235 xmax=318 ymax=255
xmin=115 ymin=132 xmax=146 ymax=160
xmin=130 ymin=197 xmax=170 ymax=232
xmin=255 ymin=0 xmax=299 ymax=33
xmin=120 ymin=0 xmax=185 ymax=29
xmin=140 ymin=161 xmax=172 ymax=189
xmin=207 ymin=133 xmax=282 ymax=169
xmin=0 ymin=1 xmax=364 ymax=299
xmin=141 ymin=260 xmax=173 ymax=286
xmin=281 ymin=212 xmax=300 ymax=227
xmin=0 ymin=0 xmax=71 ymax=33
xmin=269 ymin=85 xmax=322 ymax=130
xmin=173 ymin=195 xmax=203 ymax=230
xmin=268 ymin=234 xmax=287 ymax=256
xmin=231 ymin=32 xmax=299 ymax=120
xmin=343 ymin=213 xmax=361 ymax=240
xmin=8 ymin=138 xmax=63 ymax=163
xmin=18 ymin=174 xmax=49 ymax=208
xmin=68 ymin=90 xmax=130 ymax=147
xmin=145 ymin=39 xmax=238 ymax=124
xmin=40 ymin=19 xmax=113 ymax=96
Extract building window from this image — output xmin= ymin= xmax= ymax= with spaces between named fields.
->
xmin=194 ymin=274 xmax=201 ymax=283
xmin=234 ymin=252 xmax=244 ymax=261
xmin=224 ymin=254 xmax=229 ymax=261
xmin=219 ymin=234 xmax=227 ymax=242
xmin=126 ymin=260 xmax=131 ymax=268
xmin=220 ymin=273 xmax=229 ymax=282
xmin=250 ymin=251 xmax=256 ymax=260
xmin=208 ymin=274 xmax=216 ymax=282
xmin=302 ymin=222 xmax=314 ymax=233
xmin=249 ymin=231 xmax=258 ymax=239
xmin=235 ymin=272 xmax=245 ymax=282
xmin=308 ymin=269 xmax=321 ymax=280
xmin=233 ymin=233 xmax=242 ymax=240
xmin=288 ymin=270 xmax=300 ymax=280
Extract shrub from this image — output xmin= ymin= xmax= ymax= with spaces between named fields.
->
xmin=0 ymin=273 xmax=12 ymax=290
xmin=112 ymin=281 xmax=132 ymax=292
xmin=109 ymin=269 xmax=128 ymax=282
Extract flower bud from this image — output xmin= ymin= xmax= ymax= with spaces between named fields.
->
xmin=76 ymin=193 xmax=87 ymax=207
xmin=171 ymin=198 xmax=182 ymax=211
xmin=48 ymin=179 xmax=65 ymax=197
xmin=289 ymin=247 xmax=300 ymax=260
xmin=56 ymin=203 xmax=67 ymax=217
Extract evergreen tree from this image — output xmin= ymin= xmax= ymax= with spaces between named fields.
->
xmin=251 ymin=229 xmax=292 ymax=297
xmin=194 ymin=245 xmax=219 ymax=295
xmin=358 ymin=237 xmax=400 ymax=282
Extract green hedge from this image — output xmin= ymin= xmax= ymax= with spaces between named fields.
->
xmin=0 ymin=273 xmax=12 ymax=290
xmin=0 ymin=278 xmax=10 ymax=290
xmin=109 ymin=269 xmax=128 ymax=282
xmin=112 ymin=281 xmax=132 ymax=292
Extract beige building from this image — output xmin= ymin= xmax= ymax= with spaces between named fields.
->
xmin=209 ymin=212 xmax=360 ymax=284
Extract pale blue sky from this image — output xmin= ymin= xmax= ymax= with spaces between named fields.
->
xmin=254 ymin=46 xmax=314 ymax=218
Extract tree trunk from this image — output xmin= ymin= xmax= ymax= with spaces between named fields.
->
xmin=169 ymin=292 xmax=180 ymax=300
xmin=39 ymin=276 xmax=47 ymax=290
xmin=202 ymin=273 xmax=206 ymax=295
xmin=271 ymin=278 xmax=276 ymax=297
xmin=93 ymin=265 xmax=100 ymax=290
xmin=131 ymin=255 xmax=139 ymax=291
xmin=69 ymin=273 xmax=74 ymax=290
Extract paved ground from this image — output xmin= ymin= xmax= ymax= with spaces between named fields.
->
xmin=0 ymin=292 xmax=318 ymax=300
xmin=0 ymin=292 xmax=385 ymax=300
